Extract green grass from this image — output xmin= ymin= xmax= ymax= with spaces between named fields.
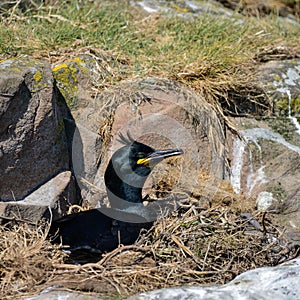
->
xmin=0 ymin=0 xmax=300 ymax=101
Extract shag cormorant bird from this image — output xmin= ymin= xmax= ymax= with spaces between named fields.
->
xmin=49 ymin=133 xmax=183 ymax=253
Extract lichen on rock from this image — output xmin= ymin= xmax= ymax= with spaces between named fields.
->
xmin=52 ymin=55 xmax=93 ymax=108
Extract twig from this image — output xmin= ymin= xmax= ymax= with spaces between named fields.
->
xmin=171 ymin=235 xmax=201 ymax=266
xmin=99 ymin=245 xmax=151 ymax=266
xmin=7 ymin=0 xmax=22 ymax=24
xmin=202 ymin=240 xmax=211 ymax=271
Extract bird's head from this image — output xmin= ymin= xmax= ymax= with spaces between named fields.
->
xmin=111 ymin=132 xmax=183 ymax=178
xmin=104 ymin=132 xmax=183 ymax=208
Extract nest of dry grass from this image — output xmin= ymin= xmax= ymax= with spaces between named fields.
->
xmin=0 ymin=196 xmax=298 ymax=299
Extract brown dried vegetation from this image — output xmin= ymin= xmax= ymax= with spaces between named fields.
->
xmin=1 ymin=191 xmax=298 ymax=299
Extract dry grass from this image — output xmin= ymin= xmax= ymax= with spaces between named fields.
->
xmin=0 ymin=222 xmax=66 ymax=299
xmin=1 ymin=0 xmax=299 ymax=120
xmin=0 ymin=194 xmax=298 ymax=299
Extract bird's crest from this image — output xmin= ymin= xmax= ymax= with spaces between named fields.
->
xmin=117 ymin=131 xmax=135 ymax=146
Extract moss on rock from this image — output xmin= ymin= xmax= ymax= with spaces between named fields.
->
xmin=265 ymin=116 xmax=295 ymax=142
xmin=275 ymin=96 xmax=300 ymax=117
xmin=52 ymin=56 xmax=92 ymax=108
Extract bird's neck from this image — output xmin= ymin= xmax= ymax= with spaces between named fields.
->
xmin=104 ymin=162 xmax=146 ymax=209
xmin=106 ymin=183 xmax=143 ymax=209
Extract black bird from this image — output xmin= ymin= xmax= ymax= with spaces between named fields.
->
xmin=49 ymin=133 xmax=183 ymax=253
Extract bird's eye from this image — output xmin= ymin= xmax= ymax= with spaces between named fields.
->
xmin=136 ymin=152 xmax=144 ymax=159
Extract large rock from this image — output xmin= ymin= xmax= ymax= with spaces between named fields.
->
xmin=68 ymin=77 xmax=228 ymax=209
xmin=232 ymin=124 xmax=300 ymax=231
xmin=24 ymin=289 xmax=103 ymax=300
xmin=228 ymin=58 xmax=300 ymax=231
xmin=258 ymin=58 xmax=300 ymax=117
xmin=0 ymin=58 xmax=69 ymax=201
xmin=128 ymin=258 xmax=300 ymax=300
xmin=52 ymin=55 xmax=229 ymax=210
xmin=0 ymin=171 xmax=76 ymax=223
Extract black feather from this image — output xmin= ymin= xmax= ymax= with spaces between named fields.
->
xmin=116 ymin=131 xmax=135 ymax=145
